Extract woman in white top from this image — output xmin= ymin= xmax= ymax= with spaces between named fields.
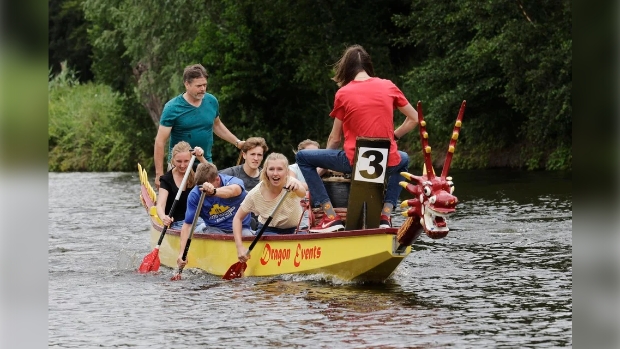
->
xmin=288 ymin=139 xmax=320 ymax=229
xmin=233 ymin=153 xmax=306 ymax=261
xmin=289 ymin=139 xmax=320 ymax=186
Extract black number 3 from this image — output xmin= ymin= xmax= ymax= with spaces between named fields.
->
xmin=358 ymin=150 xmax=384 ymax=179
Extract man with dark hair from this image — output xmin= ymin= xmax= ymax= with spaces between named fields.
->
xmin=154 ymin=63 xmax=245 ymax=188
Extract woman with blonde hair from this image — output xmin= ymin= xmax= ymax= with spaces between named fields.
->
xmin=156 ymin=141 xmax=209 ymax=230
xmin=233 ymin=153 xmax=306 ymax=263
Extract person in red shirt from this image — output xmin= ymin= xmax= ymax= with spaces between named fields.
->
xmin=296 ymin=45 xmax=419 ymax=232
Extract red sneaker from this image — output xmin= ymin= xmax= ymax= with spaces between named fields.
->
xmin=379 ymin=214 xmax=392 ymax=228
xmin=310 ymin=214 xmax=344 ymax=233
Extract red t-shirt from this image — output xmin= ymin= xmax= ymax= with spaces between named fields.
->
xmin=329 ymin=78 xmax=409 ymax=167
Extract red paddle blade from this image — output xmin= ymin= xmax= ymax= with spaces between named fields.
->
xmin=138 ymin=249 xmax=160 ymax=273
xmin=170 ymin=267 xmax=184 ymax=281
xmin=151 ymin=258 xmax=161 ymax=272
xmin=222 ymin=262 xmax=247 ymax=280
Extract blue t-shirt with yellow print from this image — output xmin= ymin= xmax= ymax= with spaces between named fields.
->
xmin=184 ymin=174 xmax=252 ymax=231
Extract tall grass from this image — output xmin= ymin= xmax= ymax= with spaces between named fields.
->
xmin=49 ymin=63 xmax=154 ymax=171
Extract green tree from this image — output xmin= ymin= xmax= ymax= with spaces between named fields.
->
xmin=49 ymin=0 xmax=94 ymax=81
xmin=192 ymin=0 xmax=414 ymax=162
xmin=83 ymin=0 xmax=414 ymax=166
xmin=49 ymin=64 xmax=152 ymax=171
xmin=393 ymin=0 xmax=571 ymax=169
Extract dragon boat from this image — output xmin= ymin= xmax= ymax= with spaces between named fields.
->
xmin=137 ymin=101 xmax=466 ymax=282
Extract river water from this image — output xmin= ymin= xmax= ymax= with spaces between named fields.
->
xmin=48 ymin=169 xmax=572 ymax=348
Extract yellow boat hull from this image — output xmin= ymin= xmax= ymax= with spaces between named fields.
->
xmin=138 ymin=166 xmax=411 ymax=282
xmin=151 ymin=226 xmax=410 ymax=282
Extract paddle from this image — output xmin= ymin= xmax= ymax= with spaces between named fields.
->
xmin=138 ymin=155 xmax=196 ymax=273
xmin=223 ymin=188 xmax=291 ymax=280
xmin=171 ymin=189 xmax=207 ymax=281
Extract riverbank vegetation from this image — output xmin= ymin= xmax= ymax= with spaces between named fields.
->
xmin=48 ymin=64 xmax=153 ymax=171
xmin=49 ymin=0 xmax=571 ymax=172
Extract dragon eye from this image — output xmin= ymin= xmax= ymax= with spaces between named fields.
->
xmin=423 ymin=186 xmax=432 ymax=196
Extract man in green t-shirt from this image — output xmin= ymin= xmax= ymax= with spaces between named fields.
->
xmin=154 ymin=64 xmax=245 ymax=188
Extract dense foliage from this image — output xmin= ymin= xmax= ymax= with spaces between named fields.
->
xmin=49 ymin=0 xmax=93 ymax=81
xmin=48 ymin=64 xmax=153 ymax=171
xmin=48 ymin=0 xmax=571 ymax=171
xmin=393 ymin=0 xmax=572 ymax=170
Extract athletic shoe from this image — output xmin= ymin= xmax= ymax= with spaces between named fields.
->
xmin=379 ymin=214 xmax=392 ymax=228
xmin=309 ymin=214 xmax=344 ymax=233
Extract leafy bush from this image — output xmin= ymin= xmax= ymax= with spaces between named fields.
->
xmin=49 ymin=64 xmax=154 ymax=171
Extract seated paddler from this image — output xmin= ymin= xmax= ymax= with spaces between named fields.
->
xmin=233 ymin=153 xmax=306 ymax=263
xmin=177 ymin=162 xmax=254 ymax=268
xmin=156 ymin=141 xmax=209 ymax=230
xmin=220 ymin=136 xmax=269 ymax=230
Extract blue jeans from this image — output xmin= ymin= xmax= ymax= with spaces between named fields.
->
xmin=197 ymin=224 xmax=254 ymax=236
xmin=170 ymin=218 xmax=204 ymax=231
xmin=295 ymin=149 xmax=409 ymax=208
xmin=256 ymin=223 xmax=296 ymax=235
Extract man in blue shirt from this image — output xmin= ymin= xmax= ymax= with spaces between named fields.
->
xmin=154 ymin=64 xmax=245 ymax=188
xmin=177 ymin=162 xmax=253 ymax=269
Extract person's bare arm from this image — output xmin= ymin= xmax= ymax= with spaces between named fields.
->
xmin=177 ymin=223 xmax=191 ymax=268
xmin=201 ymin=182 xmax=243 ymax=199
xmin=156 ymin=188 xmax=172 ymax=226
xmin=289 ymin=170 xmax=309 ymax=190
xmin=286 ymin=176 xmax=307 ymax=198
xmin=212 ymin=117 xmax=245 ymax=149
xmin=233 ymin=207 xmax=251 ymax=262
xmin=394 ymin=103 xmax=419 ymax=139
xmin=191 ymin=147 xmax=208 ymax=165
xmin=325 ymin=118 xmax=343 ymax=150
xmin=154 ymin=125 xmax=172 ymax=188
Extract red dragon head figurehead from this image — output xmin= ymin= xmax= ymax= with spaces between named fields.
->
xmin=397 ymin=100 xmax=465 ymax=244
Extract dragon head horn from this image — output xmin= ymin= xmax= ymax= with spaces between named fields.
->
xmin=417 ymin=101 xmax=435 ymax=180
xmin=440 ymin=100 xmax=466 ymax=179
xmin=422 ymin=163 xmax=436 ymax=177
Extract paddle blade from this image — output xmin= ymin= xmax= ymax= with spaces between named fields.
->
xmin=222 ymin=262 xmax=247 ymax=280
xmin=170 ymin=268 xmax=183 ymax=281
xmin=151 ymin=257 xmax=161 ymax=272
xmin=138 ymin=249 xmax=160 ymax=273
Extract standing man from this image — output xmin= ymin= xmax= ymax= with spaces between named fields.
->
xmin=154 ymin=63 xmax=245 ymax=188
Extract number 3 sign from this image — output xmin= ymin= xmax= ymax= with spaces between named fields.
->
xmin=353 ymin=147 xmax=388 ymax=184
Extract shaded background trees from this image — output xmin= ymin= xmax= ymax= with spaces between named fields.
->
xmin=48 ymin=0 xmax=571 ymax=171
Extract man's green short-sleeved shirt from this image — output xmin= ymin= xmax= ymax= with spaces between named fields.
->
xmin=160 ymin=93 xmax=219 ymax=162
